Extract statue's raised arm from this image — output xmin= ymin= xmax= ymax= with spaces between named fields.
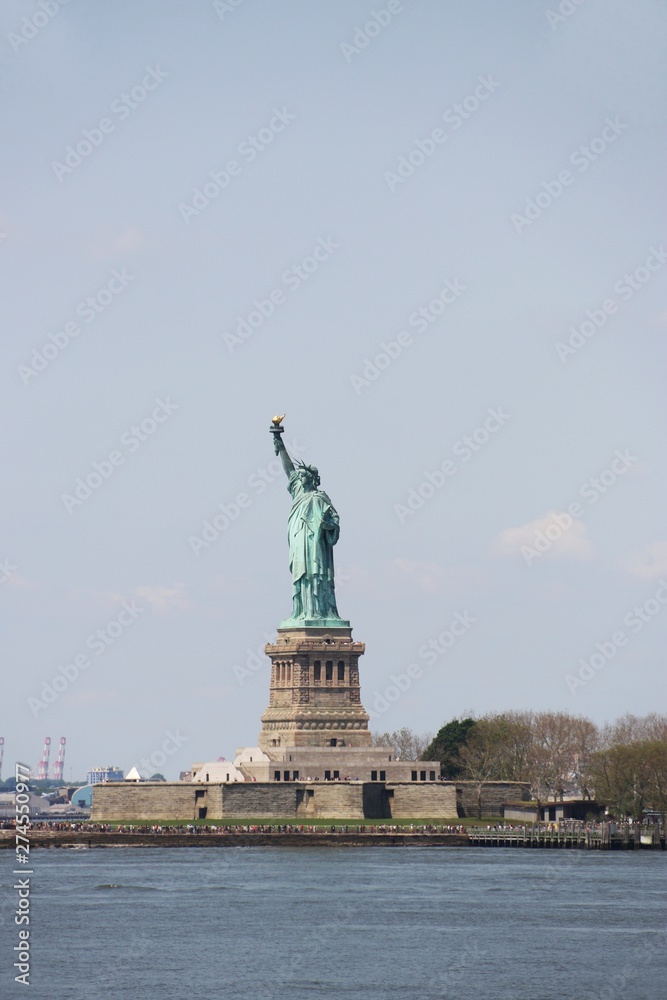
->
xmin=273 ymin=432 xmax=295 ymax=478
xmin=269 ymin=415 xmax=348 ymax=628
xmin=270 ymin=413 xmax=294 ymax=476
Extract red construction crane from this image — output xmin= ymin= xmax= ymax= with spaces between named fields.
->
xmin=35 ymin=737 xmax=51 ymax=781
xmin=51 ymin=737 xmax=67 ymax=783
xmin=0 ymin=737 xmax=4 ymax=782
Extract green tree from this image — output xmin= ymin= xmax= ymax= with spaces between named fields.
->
xmin=424 ymin=718 xmax=477 ymax=777
xmin=371 ymin=728 xmax=432 ymax=760
xmin=591 ymin=739 xmax=667 ymax=817
xmin=459 ymin=719 xmax=511 ymax=818
xmin=490 ymin=711 xmax=534 ymax=782
xmin=570 ymin=716 xmax=601 ymax=800
xmin=530 ymin=711 xmax=579 ymax=803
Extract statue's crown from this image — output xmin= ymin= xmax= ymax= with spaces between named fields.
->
xmin=296 ymin=460 xmax=320 ymax=487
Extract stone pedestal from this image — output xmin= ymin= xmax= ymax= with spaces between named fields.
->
xmin=259 ymin=626 xmax=371 ymax=750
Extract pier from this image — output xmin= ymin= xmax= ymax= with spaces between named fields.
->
xmin=467 ymin=822 xmax=665 ymax=850
xmin=1 ymin=821 xmax=665 ymax=849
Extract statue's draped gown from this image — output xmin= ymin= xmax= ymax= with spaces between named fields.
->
xmin=286 ymin=471 xmax=342 ymax=621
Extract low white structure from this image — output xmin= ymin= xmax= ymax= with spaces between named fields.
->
xmin=233 ymin=746 xmax=270 ymax=768
xmin=233 ymin=745 xmax=440 ymax=784
xmin=191 ymin=760 xmax=245 ymax=783
xmin=124 ymin=766 xmax=143 ymax=782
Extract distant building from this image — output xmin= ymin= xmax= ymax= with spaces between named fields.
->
xmin=87 ymin=766 xmax=124 ymax=785
xmin=70 ymin=785 xmax=94 ymax=809
xmin=234 ymin=745 xmax=439 ymax=784
xmin=503 ymin=799 xmax=604 ymax=823
xmin=0 ymin=791 xmax=53 ymax=818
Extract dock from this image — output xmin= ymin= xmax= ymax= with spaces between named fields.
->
xmin=467 ymin=822 xmax=665 ymax=850
xmin=1 ymin=822 xmax=664 ymax=850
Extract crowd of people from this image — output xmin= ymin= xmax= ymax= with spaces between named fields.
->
xmin=1 ymin=820 xmax=467 ymax=835
xmin=3 ymin=819 xmax=660 ymax=836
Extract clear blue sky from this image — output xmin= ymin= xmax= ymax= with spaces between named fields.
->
xmin=2 ymin=0 xmax=666 ymax=780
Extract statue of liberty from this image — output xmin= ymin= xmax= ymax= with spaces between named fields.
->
xmin=270 ymin=417 xmax=348 ymax=627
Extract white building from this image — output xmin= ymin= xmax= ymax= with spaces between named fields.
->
xmin=87 ymin=766 xmax=124 ymax=784
xmin=191 ymin=760 xmax=245 ymax=783
xmin=233 ymin=747 xmax=270 ymax=768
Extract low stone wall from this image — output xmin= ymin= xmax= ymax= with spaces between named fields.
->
xmin=220 ymin=782 xmax=380 ymax=820
xmin=387 ymin=782 xmax=458 ymax=819
xmin=297 ymin=783 xmax=368 ymax=819
xmin=456 ymin=781 xmax=531 ymax=817
xmin=91 ymin=782 xmax=222 ymax=821
xmin=92 ymin=779 xmax=527 ymax=821
xmin=221 ymin=782 xmax=299 ymax=818
xmin=0 ymin=830 xmax=470 ymax=849
xmin=93 ymin=782 xmax=377 ymax=821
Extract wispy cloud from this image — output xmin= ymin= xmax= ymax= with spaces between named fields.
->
xmin=2 ymin=571 xmax=37 ymax=590
xmin=495 ymin=511 xmax=594 ymax=562
xmin=91 ymin=226 xmax=144 ymax=259
xmin=390 ymin=559 xmax=486 ymax=593
xmin=134 ymin=582 xmax=190 ymax=612
xmin=621 ymin=540 xmax=667 ymax=579
xmin=73 ymin=582 xmax=190 ymax=612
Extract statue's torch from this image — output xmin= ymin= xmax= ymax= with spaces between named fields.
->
xmin=270 ymin=414 xmax=285 ymax=454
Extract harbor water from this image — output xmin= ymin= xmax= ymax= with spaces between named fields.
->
xmin=2 ymin=846 xmax=665 ymax=999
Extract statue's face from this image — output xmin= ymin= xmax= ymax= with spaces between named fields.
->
xmin=297 ymin=469 xmax=317 ymax=491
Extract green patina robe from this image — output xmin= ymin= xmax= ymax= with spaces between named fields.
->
xmin=286 ymin=470 xmax=343 ymax=622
